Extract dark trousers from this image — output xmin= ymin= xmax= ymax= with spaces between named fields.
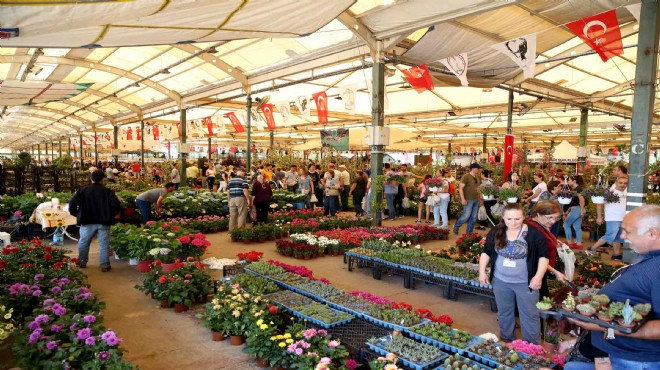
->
xmin=340 ymin=188 xmax=350 ymax=211
xmin=254 ymin=201 xmax=269 ymax=225
xmin=353 ymin=193 xmax=365 ymax=216
xmin=314 ymin=188 xmax=324 ymax=208
xmin=394 ymin=190 xmax=404 ymax=217
xmin=207 ymin=177 xmax=215 ymax=190
xmin=324 ymin=196 xmax=338 ymax=216
xmin=136 ymin=199 xmax=152 ymax=223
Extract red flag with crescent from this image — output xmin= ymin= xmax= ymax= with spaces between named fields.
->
xmin=566 ymin=9 xmax=623 ymax=62
xmin=126 ymin=127 xmax=133 ymax=140
xmin=136 ymin=126 xmax=141 ymax=141
xmin=504 ymin=135 xmax=514 ymax=180
xmin=225 ymin=112 xmax=244 ymax=133
xmin=153 ymin=125 xmax=159 ymax=140
xmin=401 ymin=64 xmax=434 ymax=93
xmin=260 ymin=104 xmax=277 ymax=130
xmin=312 ymin=92 xmax=328 ymax=123
xmin=202 ymin=117 xmax=214 ymax=136
xmin=175 ymin=122 xmax=181 ymax=138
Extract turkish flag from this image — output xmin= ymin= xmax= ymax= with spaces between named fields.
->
xmin=312 ymin=92 xmax=328 ymax=123
xmin=175 ymin=122 xmax=181 ymax=138
xmin=225 ymin=112 xmax=244 ymax=133
xmin=260 ymin=104 xmax=277 ymax=130
xmin=136 ymin=126 xmax=141 ymax=141
xmin=566 ymin=9 xmax=623 ymax=62
xmin=202 ymin=116 xmax=214 ymax=136
xmin=504 ymin=135 xmax=514 ymax=180
xmin=401 ymin=64 xmax=434 ymax=93
xmin=127 ymin=127 xmax=133 ymax=140
xmin=153 ymin=125 xmax=159 ymax=140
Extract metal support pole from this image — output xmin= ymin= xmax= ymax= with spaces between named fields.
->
xmin=94 ymin=131 xmax=98 ymax=166
xmin=625 ymin=0 xmax=660 ymax=262
xmin=140 ymin=120 xmax=145 ymax=173
xmin=506 ymin=89 xmax=514 ymax=135
xmin=482 ymin=133 xmax=487 ymax=157
xmin=68 ymin=137 xmax=71 ymax=158
xmin=577 ymin=108 xmax=589 ymax=170
xmin=113 ymin=125 xmax=119 ymax=167
xmin=270 ymin=131 xmax=274 ymax=149
xmin=246 ymin=94 xmax=253 ymax=171
xmin=208 ymin=136 xmax=212 ymax=160
xmin=59 ymin=139 xmax=62 ymax=158
xmin=79 ymin=132 xmax=84 ymax=169
xmin=370 ymin=59 xmax=385 ymax=226
xmin=180 ymin=109 xmax=188 ymax=186
xmin=37 ymin=143 xmax=41 ymax=163
xmin=44 ymin=143 xmax=48 ymax=163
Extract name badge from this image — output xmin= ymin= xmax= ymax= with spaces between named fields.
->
xmin=503 ymin=258 xmax=516 ymax=268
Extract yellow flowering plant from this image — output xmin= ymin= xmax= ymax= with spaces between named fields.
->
xmin=1 ymin=305 xmax=15 ymax=342
xmin=369 ymin=353 xmax=403 ymax=370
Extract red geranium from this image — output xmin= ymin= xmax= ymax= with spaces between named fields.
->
xmin=0 ymin=260 xmax=7 ymax=269
xmin=52 ymin=261 xmax=63 ymax=270
xmin=44 ymin=253 xmax=53 ymax=260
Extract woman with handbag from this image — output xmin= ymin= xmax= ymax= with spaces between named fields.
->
xmin=416 ymin=175 xmax=433 ymax=224
xmin=323 ymin=170 xmax=340 ymax=216
xmin=349 ymin=170 xmax=368 ymax=216
xmin=251 ymin=174 xmax=272 ymax=225
xmin=298 ymin=168 xmax=314 ymax=209
xmin=433 ymin=175 xmax=451 ymax=229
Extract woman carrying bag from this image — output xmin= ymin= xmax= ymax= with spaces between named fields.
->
xmin=251 ymin=174 xmax=272 ymax=225
xmin=298 ymin=168 xmax=314 ymax=210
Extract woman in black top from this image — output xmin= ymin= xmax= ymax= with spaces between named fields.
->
xmin=563 ymin=175 xmax=585 ymax=249
xmin=349 ymin=170 xmax=368 ymax=216
xmin=308 ymin=164 xmax=323 ymax=209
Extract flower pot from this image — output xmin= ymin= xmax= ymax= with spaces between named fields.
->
xmin=578 ymin=310 xmax=594 ymax=317
xmin=211 ymin=331 xmax=226 ymax=342
xmin=558 ymin=197 xmax=572 ymax=205
xmin=506 ymin=197 xmax=518 ymax=203
xmin=542 ymin=341 xmax=558 ymax=354
xmin=617 ymin=319 xmax=635 ymax=328
xmin=150 ymin=293 xmax=156 ymax=299
xmin=174 ymin=303 xmax=188 ymax=313
xmin=303 ymin=255 xmax=311 ymax=260
xmin=598 ymin=315 xmax=613 ymax=322
xmin=123 ymin=208 xmax=135 ymax=217
xmin=561 ymin=305 xmax=575 ymax=312
xmin=229 ymin=335 xmax=245 ymax=345
xmin=482 ymin=195 xmax=494 ymax=201
xmin=255 ymin=357 xmax=268 ymax=368
xmin=160 ymin=299 xmax=170 ymax=308
xmin=161 ymin=263 xmax=178 ymax=272
xmin=591 ymin=196 xmax=605 ymax=204
xmin=243 ymin=240 xmax=251 ymax=245
xmin=136 ymin=260 xmax=152 ymax=273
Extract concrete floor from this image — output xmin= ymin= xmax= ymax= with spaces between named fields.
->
xmin=4 ymin=215 xmax=596 ymax=369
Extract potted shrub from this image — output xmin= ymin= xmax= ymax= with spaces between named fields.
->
xmin=576 ymin=304 xmax=596 ymax=317
xmin=498 ymin=187 xmax=522 ymax=203
xmin=618 ymin=299 xmax=636 ymax=328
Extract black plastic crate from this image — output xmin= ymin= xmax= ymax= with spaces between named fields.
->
xmin=222 ymin=263 xmax=245 ymax=277
xmin=326 ymin=318 xmax=390 ymax=355
xmin=410 ymin=271 xmax=452 ymax=298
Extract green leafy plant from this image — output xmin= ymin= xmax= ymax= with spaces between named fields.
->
xmin=536 ymin=296 xmax=553 ymax=310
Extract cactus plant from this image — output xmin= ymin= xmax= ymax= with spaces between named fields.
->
xmin=577 ymin=304 xmax=597 ymax=316
xmin=562 ymin=292 xmax=576 ymax=310
xmin=592 ymin=294 xmax=610 ymax=306
xmin=609 ymin=301 xmax=624 ymax=317
xmin=536 ymin=296 xmax=553 ymax=310
xmin=589 ymin=300 xmax=602 ymax=309
xmin=597 ymin=310 xmax=612 ymax=322
xmin=621 ymin=299 xmax=635 ymax=325
xmin=634 ymin=303 xmax=652 ymax=316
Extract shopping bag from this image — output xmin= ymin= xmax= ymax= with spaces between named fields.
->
xmin=477 ymin=205 xmax=487 ymax=221
xmin=310 ymin=193 xmax=318 ymax=203
xmin=249 ymin=206 xmax=257 ymax=222
xmin=402 ymin=197 xmax=410 ymax=208
xmin=556 ymin=242 xmax=576 ymax=281
xmin=490 ymin=201 xmax=504 ymax=217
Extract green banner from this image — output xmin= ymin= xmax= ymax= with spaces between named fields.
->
xmin=321 ymin=129 xmax=349 ymax=151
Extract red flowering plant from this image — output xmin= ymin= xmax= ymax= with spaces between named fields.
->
xmin=267 ymin=260 xmax=331 ymax=285
xmin=237 ymin=251 xmax=264 ymax=264
xmin=177 ymin=233 xmax=211 ymax=259
xmin=153 ymin=259 xmax=211 ymax=306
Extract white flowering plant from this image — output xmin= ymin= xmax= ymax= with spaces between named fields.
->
xmin=0 ymin=305 xmax=14 ymax=342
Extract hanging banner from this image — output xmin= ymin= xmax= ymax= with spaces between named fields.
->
xmin=201 ymin=117 xmax=214 ymax=136
xmin=625 ymin=3 xmax=641 ymax=22
xmin=438 ymin=53 xmax=469 ymax=86
xmin=504 ymin=134 xmax=514 ymax=180
xmin=295 ymin=96 xmax=311 ymax=120
xmin=136 ymin=126 xmax=141 ymax=141
xmin=175 ymin=122 xmax=181 ymax=139
xmin=320 ymin=128 xmax=349 ymax=151
xmin=260 ymin=103 xmax=277 ymax=130
xmin=215 ymin=116 xmax=227 ymax=136
xmin=153 ymin=125 xmax=160 ymax=140
xmin=126 ymin=127 xmax=133 ymax=140
xmin=277 ymin=101 xmax=291 ymax=123
xmin=366 ymin=77 xmax=389 ymax=109
xmin=312 ymin=91 xmax=328 ymax=123
xmin=189 ymin=120 xmax=199 ymax=138
xmin=491 ymin=34 xmax=537 ymax=78
xmin=225 ymin=112 xmax=245 ymax=133
xmin=338 ymin=85 xmax=356 ymax=114
xmin=565 ymin=9 xmax=623 ymax=63
xmin=401 ymin=64 xmax=434 ymax=93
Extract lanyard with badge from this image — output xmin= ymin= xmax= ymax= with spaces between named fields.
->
xmin=502 ymin=227 xmax=523 ymax=268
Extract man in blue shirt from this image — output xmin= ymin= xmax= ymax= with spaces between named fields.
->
xmin=227 ymin=170 xmax=251 ymax=230
xmin=568 ymin=204 xmax=660 ymax=370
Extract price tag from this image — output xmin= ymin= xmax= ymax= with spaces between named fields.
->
xmin=503 ymin=258 xmax=516 ymax=268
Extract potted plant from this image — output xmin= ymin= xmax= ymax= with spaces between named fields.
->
xmin=562 ymin=292 xmax=576 ymax=311
xmin=535 ymin=296 xmax=553 ymax=311
xmin=592 ymin=294 xmax=610 ymax=307
xmin=597 ymin=310 xmax=613 ymax=322
xmin=585 ymin=186 xmax=621 ymax=205
xmin=385 ymin=172 xmax=406 ymax=187
xmin=498 ymin=186 xmax=522 ymax=203
xmin=634 ymin=303 xmax=652 ymax=316
xmin=542 ymin=322 xmax=559 ymax=353
xmin=618 ymin=299 xmax=636 ymax=328
xmin=557 ymin=189 xmax=574 ymax=205
xmin=577 ymin=289 xmax=594 ymax=303
xmin=480 ymin=184 xmax=498 ymax=201
xmin=576 ymin=304 xmax=596 ymax=317
xmin=199 ymin=298 xmax=228 ymax=341
xmin=609 ymin=301 xmax=624 ymax=317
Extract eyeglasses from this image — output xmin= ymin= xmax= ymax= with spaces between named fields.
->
xmin=544 ymin=214 xmax=562 ymax=222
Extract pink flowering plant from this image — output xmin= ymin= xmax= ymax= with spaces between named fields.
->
xmin=286 ymin=327 xmax=351 ymax=370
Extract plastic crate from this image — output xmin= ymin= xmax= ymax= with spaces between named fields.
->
xmin=222 ymin=263 xmax=245 ymax=277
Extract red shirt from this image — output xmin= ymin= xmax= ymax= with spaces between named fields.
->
xmin=132 ymin=163 xmax=140 ymax=173
xmin=525 ymin=219 xmax=557 ymax=268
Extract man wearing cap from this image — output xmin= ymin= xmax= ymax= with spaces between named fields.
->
xmin=338 ymin=164 xmax=351 ymax=212
xmin=453 ymin=163 xmax=483 ymax=235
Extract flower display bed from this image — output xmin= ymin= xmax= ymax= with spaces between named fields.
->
xmin=433 ymin=353 xmax=500 ymax=370
xmin=367 ymin=335 xmax=448 ymax=370
xmin=406 ymin=321 xmax=483 ymax=355
xmin=466 ymin=340 xmax=555 ymax=370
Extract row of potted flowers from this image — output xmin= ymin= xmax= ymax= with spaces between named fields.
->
xmin=0 ymin=238 xmax=135 ymax=369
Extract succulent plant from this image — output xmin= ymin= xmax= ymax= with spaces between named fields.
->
xmin=592 ymin=294 xmax=610 ymax=305
xmin=562 ymin=292 xmax=576 ymax=310
xmin=609 ymin=301 xmax=624 ymax=317
xmin=621 ymin=299 xmax=635 ymax=325
xmin=634 ymin=303 xmax=652 ymax=315
xmin=577 ymin=304 xmax=597 ymax=315
xmin=536 ymin=296 xmax=553 ymax=310
xmin=597 ymin=310 xmax=612 ymax=321
xmin=588 ymin=300 xmax=602 ymax=309
xmin=577 ymin=289 xmax=594 ymax=300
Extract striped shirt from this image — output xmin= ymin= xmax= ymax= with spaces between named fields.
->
xmin=227 ymin=176 xmax=248 ymax=198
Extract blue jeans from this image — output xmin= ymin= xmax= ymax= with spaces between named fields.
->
xmin=78 ymin=224 xmax=110 ymax=268
xmin=366 ymin=191 xmax=372 ymax=215
xmin=563 ymin=361 xmax=595 ymax=370
xmin=454 ymin=199 xmax=479 ymax=233
xmin=433 ymin=198 xmax=449 ymax=228
xmin=610 ymin=356 xmax=660 ymax=370
xmin=564 ymin=206 xmax=583 ymax=243
xmin=603 ymin=221 xmax=624 ymax=243
xmin=136 ymin=199 xmax=152 ymax=223
xmin=385 ymin=193 xmax=396 ymax=220
xmin=324 ymin=196 xmax=338 ymax=216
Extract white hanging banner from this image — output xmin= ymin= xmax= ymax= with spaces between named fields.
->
xmin=338 ymin=85 xmax=357 ymax=114
xmin=294 ymin=96 xmax=311 ymax=120
xmin=438 ymin=53 xmax=469 ymax=86
xmin=491 ymin=33 xmax=537 ymax=79
xmin=251 ymin=107 xmax=266 ymax=130
xmin=277 ymin=101 xmax=291 ymax=123
xmin=625 ymin=3 xmax=641 ymax=22
xmin=215 ymin=116 xmax=227 ymax=136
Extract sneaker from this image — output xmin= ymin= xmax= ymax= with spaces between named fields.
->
xmin=101 ymin=266 xmax=112 ymax=272
xmin=76 ymin=261 xmax=87 ymax=268
xmin=611 ymin=254 xmax=623 ymax=261
xmin=398 ymin=215 xmax=405 ymax=219
xmin=415 ymin=220 xmax=421 ymax=224
xmin=453 ymin=228 xmax=459 ymax=235
xmin=425 ymin=220 xmax=432 ymax=224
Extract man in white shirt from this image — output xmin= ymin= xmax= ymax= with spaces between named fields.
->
xmin=338 ymin=164 xmax=351 ymax=212
xmin=284 ymin=164 xmax=300 ymax=193
xmin=589 ymin=175 xmax=628 ymax=260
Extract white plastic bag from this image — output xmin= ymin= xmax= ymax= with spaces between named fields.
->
xmin=402 ymin=197 xmax=410 ymax=208
xmin=490 ymin=201 xmax=504 ymax=217
xmin=556 ymin=242 xmax=576 ymax=281
xmin=477 ymin=205 xmax=487 ymax=221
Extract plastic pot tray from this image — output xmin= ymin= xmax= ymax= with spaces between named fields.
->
xmin=559 ymin=308 xmax=649 ymax=334
xmin=367 ymin=335 xmax=448 ymax=370
xmin=405 ymin=321 xmax=484 ymax=355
